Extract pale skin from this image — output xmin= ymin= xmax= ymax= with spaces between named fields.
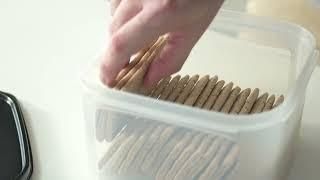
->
xmin=100 ymin=0 xmax=225 ymax=87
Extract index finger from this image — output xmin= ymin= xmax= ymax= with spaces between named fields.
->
xmin=100 ymin=10 xmax=168 ymax=86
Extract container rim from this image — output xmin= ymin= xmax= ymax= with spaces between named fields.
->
xmin=81 ymin=10 xmax=318 ymax=134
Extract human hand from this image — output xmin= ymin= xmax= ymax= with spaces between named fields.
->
xmin=100 ymin=0 xmax=224 ymax=87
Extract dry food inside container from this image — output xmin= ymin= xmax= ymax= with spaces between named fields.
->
xmin=96 ymin=36 xmax=285 ymax=180
xmin=82 ymin=10 xmax=318 ymax=180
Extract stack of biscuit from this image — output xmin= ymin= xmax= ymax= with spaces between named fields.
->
xmin=98 ymin=36 xmax=284 ymax=180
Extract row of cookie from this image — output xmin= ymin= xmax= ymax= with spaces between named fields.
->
xmin=146 ymin=74 xmax=284 ymax=114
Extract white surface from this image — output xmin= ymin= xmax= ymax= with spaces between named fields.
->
xmin=0 ymin=0 xmax=319 ymax=179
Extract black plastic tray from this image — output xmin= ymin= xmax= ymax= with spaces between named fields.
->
xmin=0 ymin=91 xmax=33 ymax=180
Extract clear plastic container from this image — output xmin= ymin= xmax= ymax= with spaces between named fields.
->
xmin=81 ymin=10 xmax=319 ymax=180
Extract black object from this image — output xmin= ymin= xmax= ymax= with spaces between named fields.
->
xmin=0 ymin=91 xmax=32 ymax=180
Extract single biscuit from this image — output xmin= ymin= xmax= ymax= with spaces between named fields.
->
xmin=165 ymin=133 xmax=205 ymax=180
xmin=155 ymin=131 xmax=196 ymax=180
xmin=140 ymin=125 xmax=178 ymax=174
xmin=98 ymin=123 xmax=137 ymax=169
xmin=109 ymin=123 xmax=148 ymax=173
xmin=211 ymin=144 xmax=239 ymax=180
xmin=230 ymin=88 xmax=251 ymax=114
xmin=221 ymin=87 xmax=241 ymax=113
xmin=150 ymin=130 xmax=186 ymax=176
xmin=167 ymin=75 xmax=190 ymax=102
xmin=212 ymin=82 xmax=234 ymax=112
xmin=251 ymin=93 xmax=269 ymax=114
xmin=129 ymin=124 xmax=167 ymax=172
xmin=240 ymin=88 xmax=260 ymax=114
xmin=118 ymin=123 xmax=157 ymax=174
xmin=151 ymin=76 xmax=172 ymax=98
xmin=198 ymin=140 xmax=232 ymax=180
xmin=159 ymin=75 xmax=181 ymax=100
xmin=174 ymin=137 xmax=222 ymax=180
xmin=273 ymin=95 xmax=285 ymax=108
xmin=194 ymin=76 xmax=219 ymax=108
xmin=184 ymin=75 xmax=210 ymax=106
xmin=176 ymin=75 xmax=200 ymax=104
xmin=203 ymin=80 xmax=225 ymax=110
xmin=263 ymin=95 xmax=276 ymax=112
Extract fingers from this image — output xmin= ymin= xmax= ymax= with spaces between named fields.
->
xmin=100 ymin=0 xmax=223 ymax=87
xmin=110 ymin=0 xmax=121 ymax=15
xmin=110 ymin=0 xmax=142 ymax=35
xmin=113 ymin=10 xmax=166 ymax=53
xmin=100 ymin=10 xmax=167 ymax=86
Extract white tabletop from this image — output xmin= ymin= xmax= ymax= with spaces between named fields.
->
xmin=0 ymin=0 xmax=319 ymax=179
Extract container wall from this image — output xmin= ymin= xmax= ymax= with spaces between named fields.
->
xmin=83 ymin=90 xmax=239 ymax=180
xmin=232 ymin=98 xmax=304 ymax=180
xmin=210 ymin=11 xmax=315 ymax=94
xmin=82 ymin=88 xmax=306 ymax=180
xmin=82 ymin=11 xmax=316 ymax=180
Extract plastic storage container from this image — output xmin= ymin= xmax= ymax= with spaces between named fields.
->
xmin=81 ymin=10 xmax=318 ymax=180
